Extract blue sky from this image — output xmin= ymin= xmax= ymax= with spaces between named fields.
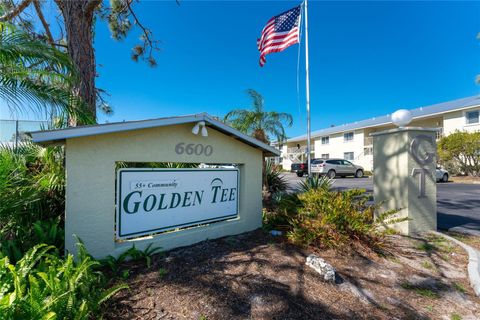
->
xmin=3 ymin=1 xmax=480 ymax=139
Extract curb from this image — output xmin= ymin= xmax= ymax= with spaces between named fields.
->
xmin=430 ymin=231 xmax=480 ymax=297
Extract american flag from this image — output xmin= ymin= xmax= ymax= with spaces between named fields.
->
xmin=257 ymin=5 xmax=302 ymax=67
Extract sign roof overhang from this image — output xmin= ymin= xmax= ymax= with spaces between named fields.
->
xmin=29 ymin=113 xmax=281 ymax=157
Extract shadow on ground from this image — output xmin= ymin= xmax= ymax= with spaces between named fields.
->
xmin=103 ymin=230 xmax=463 ymax=320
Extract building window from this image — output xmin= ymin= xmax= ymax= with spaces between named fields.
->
xmin=364 ymin=147 xmax=373 ymax=156
xmin=466 ymin=110 xmax=479 ymax=125
xmin=321 ymin=136 xmax=329 ymax=145
xmin=436 ymin=127 xmax=444 ymax=140
xmin=344 ymin=152 xmax=354 ymax=160
xmin=344 ymin=132 xmax=354 ymax=142
xmin=321 ymin=153 xmax=329 ymax=159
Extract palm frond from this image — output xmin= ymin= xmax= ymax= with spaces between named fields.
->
xmin=224 ymin=89 xmax=293 ymax=143
xmin=246 ymin=89 xmax=264 ymax=112
xmin=0 ymin=22 xmax=91 ymax=122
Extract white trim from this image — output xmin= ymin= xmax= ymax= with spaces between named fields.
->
xmin=29 ymin=113 xmax=281 ymax=156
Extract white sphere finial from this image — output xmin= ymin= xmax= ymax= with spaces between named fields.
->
xmin=391 ymin=109 xmax=413 ymax=127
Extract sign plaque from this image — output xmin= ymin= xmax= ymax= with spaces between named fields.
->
xmin=116 ymin=168 xmax=239 ymax=239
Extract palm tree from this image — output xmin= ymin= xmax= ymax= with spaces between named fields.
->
xmin=224 ymin=89 xmax=293 ymax=144
xmin=225 ymin=89 xmax=293 ymax=193
xmin=0 ymin=22 xmax=90 ymax=122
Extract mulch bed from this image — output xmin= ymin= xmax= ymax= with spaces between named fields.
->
xmin=104 ymin=230 xmax=479 ymax=320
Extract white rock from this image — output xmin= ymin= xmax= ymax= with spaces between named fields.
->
xmin=306 ymin=254 xmax=336 ymax=282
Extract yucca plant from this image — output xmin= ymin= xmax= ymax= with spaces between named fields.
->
xmin=0 ymin=243 xmax=127 ymax=319
xmin=265 ymin=160 xmax=288 ymax=193
xmin=298 ymin=174 xmax=333 ymax=193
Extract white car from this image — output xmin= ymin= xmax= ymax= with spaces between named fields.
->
xmin=311 ymin=158 xmax=365 ymax=179
xmin=436 ymin=167 xmax=449 ymax=183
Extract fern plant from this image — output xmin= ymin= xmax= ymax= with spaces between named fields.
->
xmin=0 ymin=243 xmax=127 ymax=319
xmin=100 ymin=243 xmax=163 ymax=277
xmin=122 ymin=243 xmax=163 ymax=268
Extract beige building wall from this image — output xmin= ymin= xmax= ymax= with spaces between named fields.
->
xmin=314 ymin=129 xmax=369 ymax=167
xmin=443 ymin=106 xmax=480 ymax=135
xmin=65 ymin=123 xmax=263 ymax=259
xmin=281 ymin=105 xmax=480 ymax=172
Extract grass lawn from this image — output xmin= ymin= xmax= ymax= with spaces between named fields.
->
xmin=447 ymin=232 xmax=480 ymax=252
xmin=104 ymin=230 xmax=479 ymax=320
xmin=450 ymin=176 xmax=480 ymax=184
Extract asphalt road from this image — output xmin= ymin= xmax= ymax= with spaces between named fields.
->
xmin=283 ymin=173 xmax=480 ymax=236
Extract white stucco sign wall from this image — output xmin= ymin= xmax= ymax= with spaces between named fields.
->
xmin=117 ymin=168 xmax=239 ymax=239
xmin=30 ymin=114 xmax=281 ymax=259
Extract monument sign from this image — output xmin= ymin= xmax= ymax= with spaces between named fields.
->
xmin=30 ymin=113 xmax=279 ymax=258
xmin=372 ymin=110 xmax=437 ymax=235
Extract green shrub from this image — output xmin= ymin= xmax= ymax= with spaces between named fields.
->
xmin=0 ymin=143 xmax=65 ymax=262
xmin=275 ymin=188 xmax=399 ymax=251
xmin=263 ymin=193 xmax=301 ymax=231
xmin=438 ymin=131 xmax=480 ymax=176
xmin=0 ymin=218 xmax=64 ymax=263
xmin=0 ymin=243 xmax=127 ymax=319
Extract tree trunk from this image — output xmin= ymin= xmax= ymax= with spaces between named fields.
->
xmin=253 ymin=129 xmax=269 ymax=144
xmin=59 ymin=1 xmax=97 ymax=125
xmin=252 ymin=129 xmax=269 ymax=192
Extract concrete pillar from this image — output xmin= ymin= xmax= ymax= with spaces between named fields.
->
xmin=372 ymin=127 xmax=437 ymax=235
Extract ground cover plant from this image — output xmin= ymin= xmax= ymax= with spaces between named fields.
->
xmin=0 ymin=243 xmax=127 ymax=319
xmin=0 ymin=143 xmax=134 ymax=319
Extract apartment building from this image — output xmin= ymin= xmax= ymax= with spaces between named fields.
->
xmin=279 ymin=95 xmax=480 ymax=171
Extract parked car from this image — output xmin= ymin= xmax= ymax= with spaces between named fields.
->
xmin=291 ymin=162 xmax=308 ymax=177
xmin=436 ymin=167 xmax=449 ymax=182
xmin=291 ymin=159 xmax=324 ymax=177
xmin=311 ymin=158 xmax=364 ymax=179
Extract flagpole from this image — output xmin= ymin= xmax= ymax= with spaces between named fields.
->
xmin=304 ymin=0 xmax=312 ymax=177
